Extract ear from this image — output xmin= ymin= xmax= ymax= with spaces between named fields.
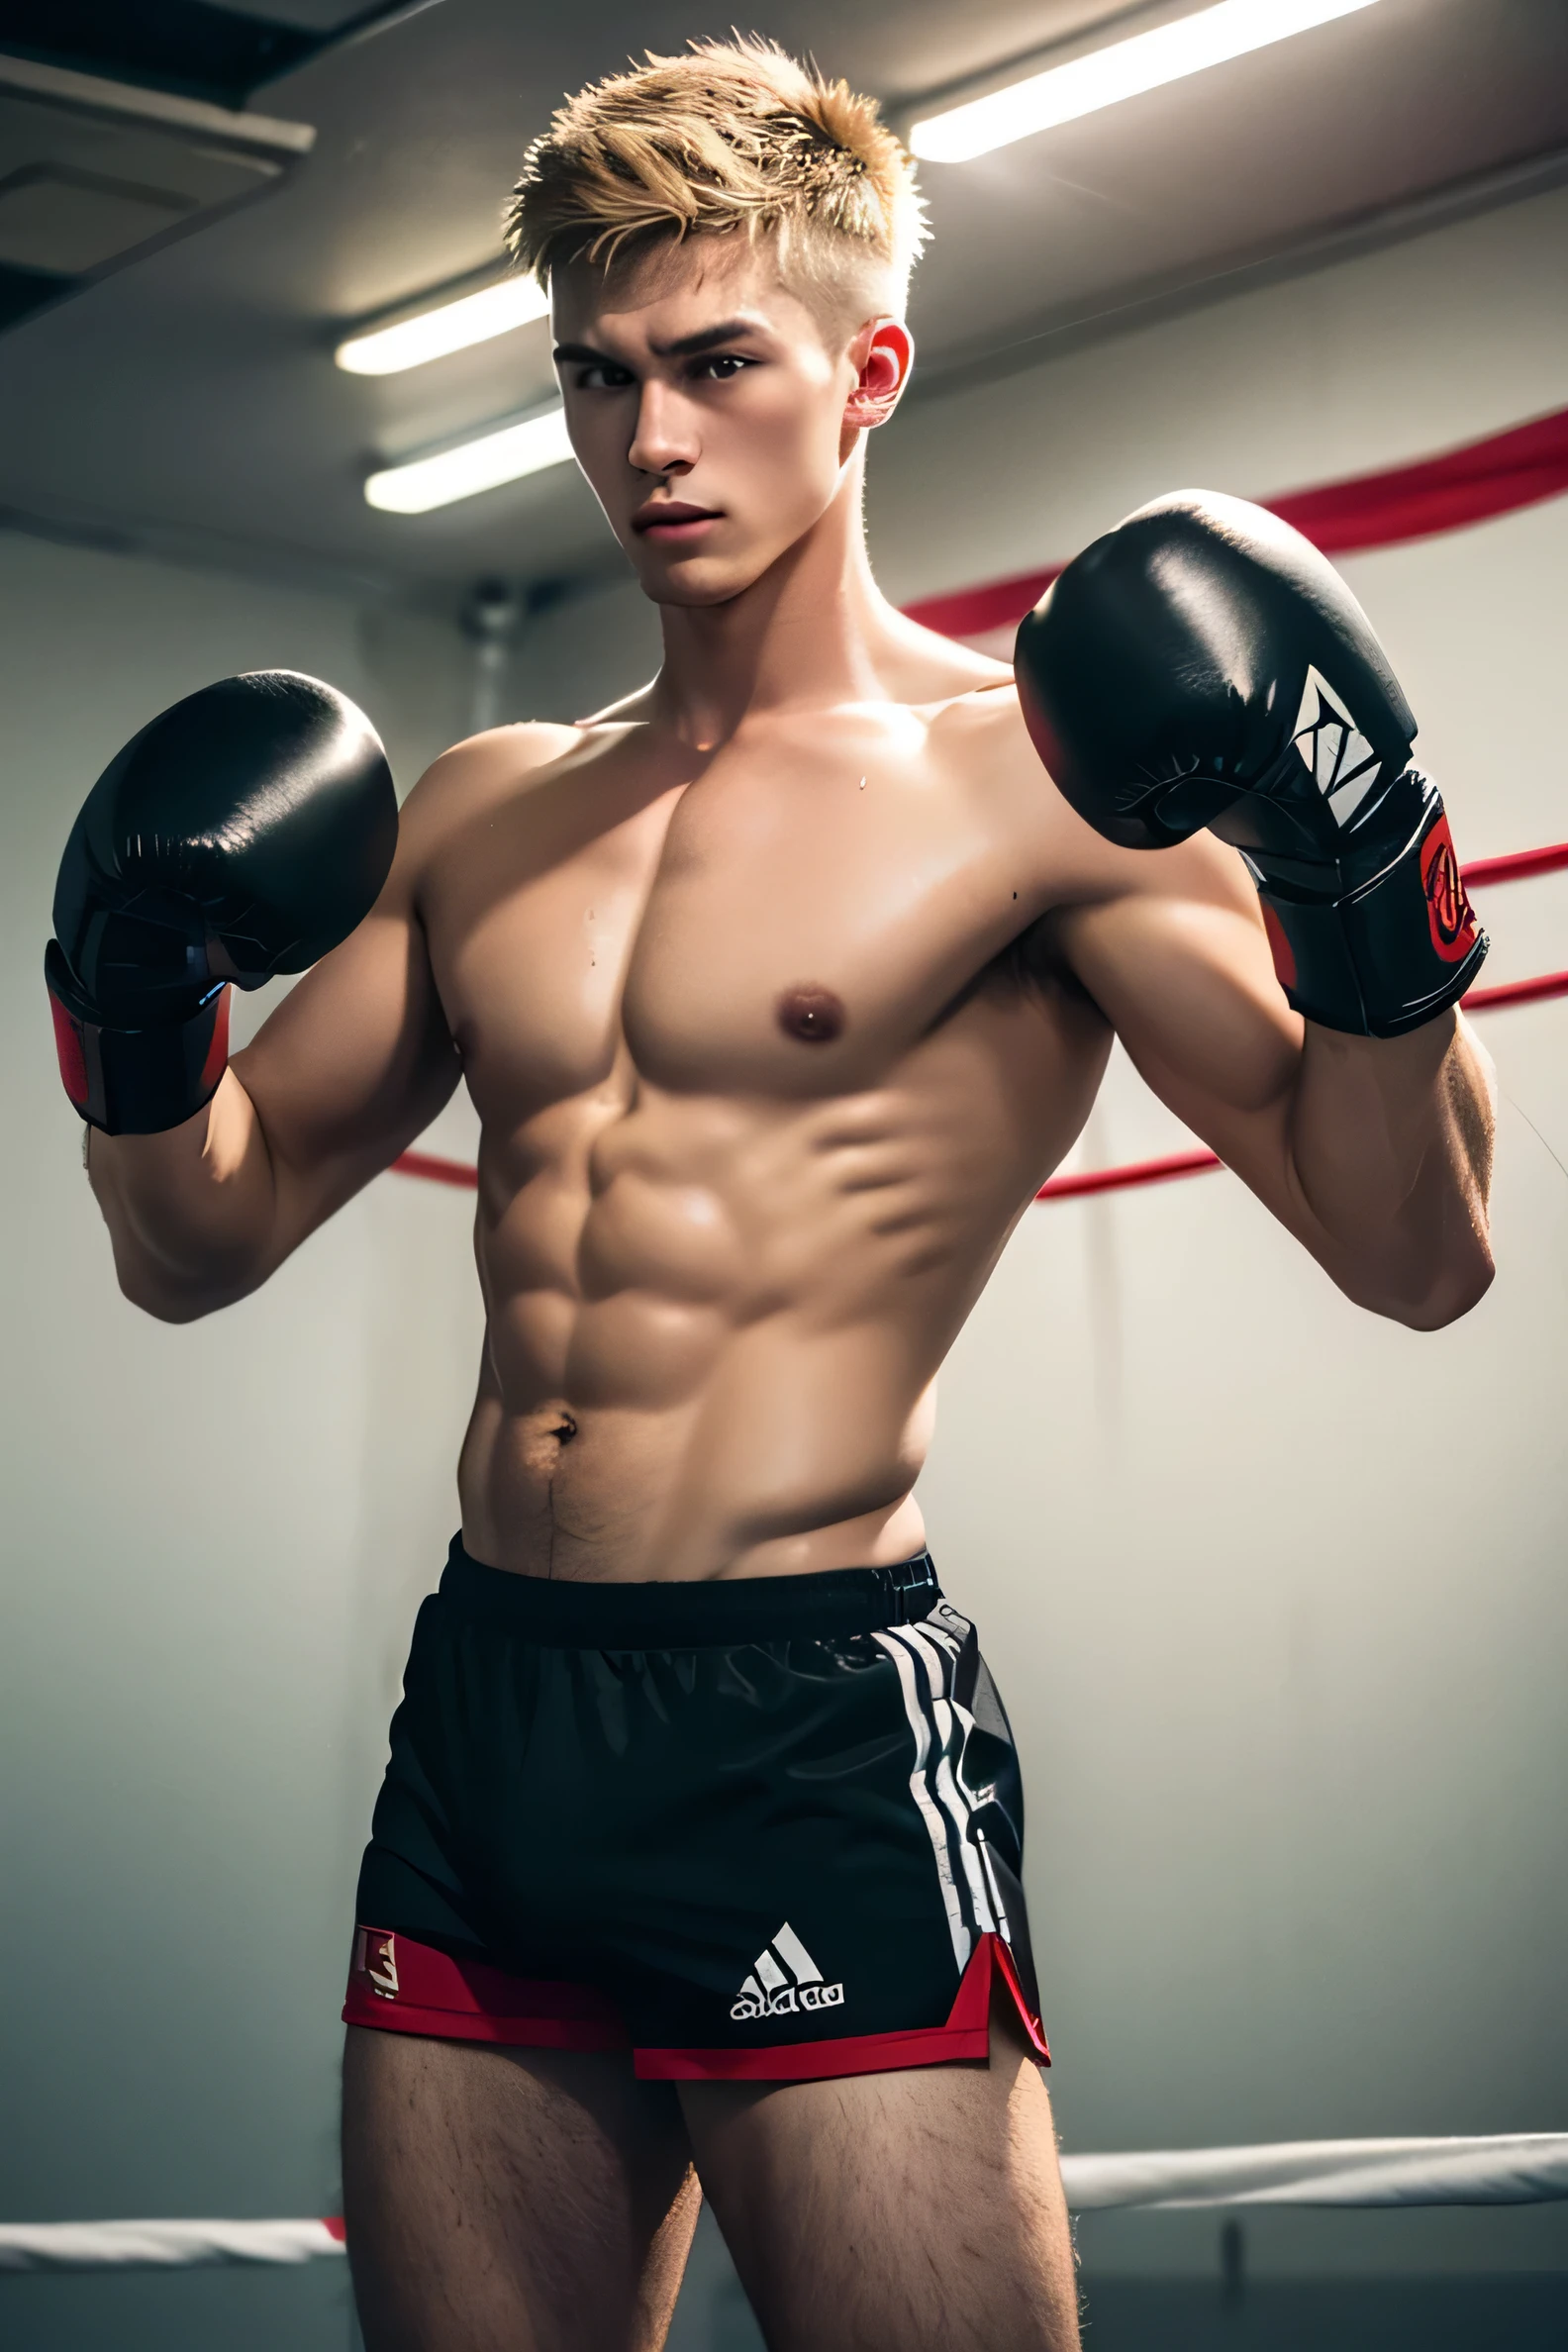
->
xmin=842 ymin=318 xmax=914 ymax=432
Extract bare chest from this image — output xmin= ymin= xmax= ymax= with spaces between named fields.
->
xmin=422 ymin=735 xmax=1043 ymax=1126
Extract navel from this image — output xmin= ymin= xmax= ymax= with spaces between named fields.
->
xmin=777 ymin=984 xmax=846 ymax=1044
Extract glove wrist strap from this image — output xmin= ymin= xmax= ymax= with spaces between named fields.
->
xmin=1247 ymin=793 xmax=1486 ymax=1037
xmin=46 ymin=941 xmax=230 ymax=1133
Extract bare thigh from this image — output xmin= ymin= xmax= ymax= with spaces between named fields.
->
xmin=342 ymin=2025 xmax=701 ymax=2352
xmin=680 ymin=1993 xmax=1080 ymax=2352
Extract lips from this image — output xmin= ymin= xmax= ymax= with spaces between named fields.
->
xmin=633 ymin=502 xmax=722 ymax=535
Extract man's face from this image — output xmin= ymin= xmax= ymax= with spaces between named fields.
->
xmin=551 ymin=239 xmax=876 ymax=607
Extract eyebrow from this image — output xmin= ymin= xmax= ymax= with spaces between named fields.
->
xmin=552 ymin=318 xmax=766 ymax=366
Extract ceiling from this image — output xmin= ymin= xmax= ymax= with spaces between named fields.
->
xmin=0 ymin=0 xmax=1562 ymax=609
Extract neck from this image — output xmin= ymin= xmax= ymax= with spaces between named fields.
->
xmin=644 ymin=460 xmax=913 ymax=749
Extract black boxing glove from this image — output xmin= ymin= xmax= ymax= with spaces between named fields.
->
xmin=1014 ymin=491 xmax=1487 ymax=1037
xmin=47 ymin=671 xmax=398 ymax=1133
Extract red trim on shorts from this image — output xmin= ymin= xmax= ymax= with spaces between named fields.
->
xmin=343 ymin=1928 xmax=1048 ymax=2081
xmin=637 ymin=1933 xmax=1049 ymax=2082
xmin=342 ymin=1926 xmax=629 ymax=2050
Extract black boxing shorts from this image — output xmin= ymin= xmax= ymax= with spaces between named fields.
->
xmin=343 ymin=1537 xmax=1048 ymax=2083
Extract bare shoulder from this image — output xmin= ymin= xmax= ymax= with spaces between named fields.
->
xmin=394 ymin=719 xmax=602 ymax=870
xmin=400 ymin=721 xmax=586 ymax=830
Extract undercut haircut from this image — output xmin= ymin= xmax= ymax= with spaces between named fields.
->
xmin=505 ymin=35 xmax=929 ymax=336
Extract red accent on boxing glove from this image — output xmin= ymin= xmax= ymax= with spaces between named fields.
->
xmin=1260 ymin=902 xmax=1298 ymax=995
xmin=1420 ymin=814 xmax=1480 ymax=964
xmin=49 ymin=987 xmax=89 ymax=1112
xmin=200 ymin=986 xmax=232 ymax=1092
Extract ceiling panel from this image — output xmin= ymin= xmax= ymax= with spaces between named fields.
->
xmin=0 ymin=52 xmax=308 ymax=336
xmin=0 ymin=0 xmax=417 ymax=107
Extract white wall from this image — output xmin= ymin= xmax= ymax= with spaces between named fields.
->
xmin=2 ymin=173 xmax=1565 ymax=2348
xmin=0 ymin=536 xmax=482 ymax=2350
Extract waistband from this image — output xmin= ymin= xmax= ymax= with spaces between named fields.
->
xmin=437 ymin=1536 xmax=940 ymax=1648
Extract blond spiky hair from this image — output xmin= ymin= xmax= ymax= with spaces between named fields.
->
xmin=505 ymin=36 xmax=929 ymax=328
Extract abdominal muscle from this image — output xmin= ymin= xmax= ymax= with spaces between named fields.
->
xmin=456 ymin=1319 xmax=937 ymax=1585
xmin=454 ymin=1035 xmax=1078 ymax=1583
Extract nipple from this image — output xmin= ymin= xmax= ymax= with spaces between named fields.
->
xmin=777 ymin=984 xmax=846 ymax=1044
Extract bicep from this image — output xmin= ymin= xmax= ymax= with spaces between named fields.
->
xmin=1051 ymin=838 xmax=1319 ymax=1237
xmin=230 ymin=880 xmax=459 ymax=1260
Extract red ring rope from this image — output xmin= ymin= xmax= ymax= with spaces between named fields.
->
xmin=391 ymin=1149 xmax=481 ymax=1190
xmin=1459 ymin=842 xmax=1568 ymax=889
xmin=903 ymin=404 xmax=1568 ymax=641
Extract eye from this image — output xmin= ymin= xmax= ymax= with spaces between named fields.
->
xmin=574 ymin=361 xmax=635 ymax=390
xmin=694 ymin=353 xmax=752 ymax=381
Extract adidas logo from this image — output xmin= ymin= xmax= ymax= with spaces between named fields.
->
xmin=731 ymin=1923 xmax=844 ymax=2022
xmin=1291 ymin=664 xmax=1382 ymax=827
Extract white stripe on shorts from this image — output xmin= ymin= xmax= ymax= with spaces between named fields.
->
xmin=891 ymin=1621 xmax=999 ymax=1943
xmin=872 ymin=1627 xmax=972 ymax=1972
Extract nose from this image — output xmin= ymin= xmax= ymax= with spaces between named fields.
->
xmin=628 ymin=379 xmax=698 ymax=478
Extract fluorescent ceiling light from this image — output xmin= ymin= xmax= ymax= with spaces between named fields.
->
xmin=337 ymin=274 xmax=549 ymax=375
xmin=365 ymin=405 xmax=573 ymax=513
xmin=910 ymin=0 xmax=1382 ymax=161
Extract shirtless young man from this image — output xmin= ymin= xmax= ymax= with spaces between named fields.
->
xmin=48 ymin=37 xmax=1496 ymax=2352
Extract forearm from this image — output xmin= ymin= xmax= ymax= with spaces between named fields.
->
xmin=86 ymin=1066 xmax=283 ymax=1321
xmin=1286 ymin=1009 xmax=1496 ymax=1326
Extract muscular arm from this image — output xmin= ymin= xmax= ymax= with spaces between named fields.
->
xmin=88 ymin=771 xmax=462 ymax=1323
xmin=1049 ymin=837 xmax=1496 ymax=1329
